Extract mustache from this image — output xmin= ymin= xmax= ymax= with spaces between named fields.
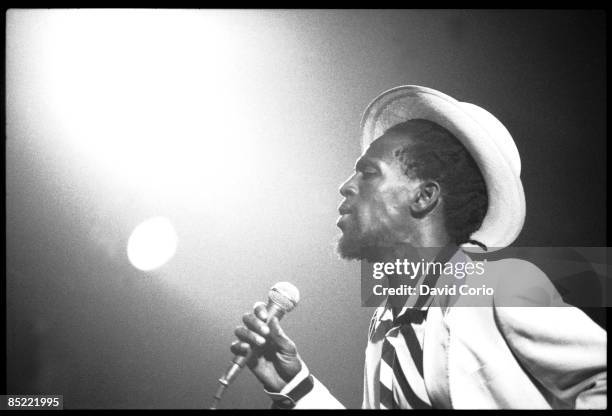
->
xmin=337 ymin=200 xmax=353 ymax=215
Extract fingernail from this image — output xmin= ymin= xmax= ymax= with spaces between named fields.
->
xmin=261 ymin=325 xmax=270 ymax=335
xmin=255 ymin=335 xmax=266 ymax=345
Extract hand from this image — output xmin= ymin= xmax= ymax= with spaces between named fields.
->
xmin=231 ymin=302 xmax=302 ymax=392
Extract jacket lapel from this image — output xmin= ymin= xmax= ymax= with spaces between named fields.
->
xmin=421 ymin=247 xmax=474 ymax=408
xmin=422 ymin=302 xmax=452 ymax=408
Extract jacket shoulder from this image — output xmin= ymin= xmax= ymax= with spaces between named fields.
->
xmin=487 ymin=258 xmax=562 ymax=307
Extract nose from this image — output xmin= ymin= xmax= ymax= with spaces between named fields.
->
xmin=339 ymin=173 xmax=358 ymax=197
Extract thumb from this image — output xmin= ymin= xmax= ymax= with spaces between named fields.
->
xmin=268 ymin=317 xmax=295 ymax=354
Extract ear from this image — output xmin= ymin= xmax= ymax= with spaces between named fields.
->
xmin=410 ymin=180 xmax=441 ymax=217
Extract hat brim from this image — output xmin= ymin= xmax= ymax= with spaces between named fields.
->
xmin=360 ymin=86 xmax=525 ymax=250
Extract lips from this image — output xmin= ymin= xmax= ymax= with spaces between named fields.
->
xmin=338 ymin=202 xmax=352 ymax=216
xmin=337 ymin=204 xmax=353 ymax=229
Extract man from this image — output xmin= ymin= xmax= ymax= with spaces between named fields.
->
xmin=230 ymin=86 xmax=607 ymax=409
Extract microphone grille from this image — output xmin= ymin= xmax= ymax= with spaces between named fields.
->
xmin=268 ymin=282 xmax=300 ymax=312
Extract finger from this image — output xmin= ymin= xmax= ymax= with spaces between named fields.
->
xmin=268 ymin=317 xmax=294 ymax=353
xmin=230 ymin=340 xmax=251 ymax=356
xmin=242 ymin=313 xmax=270 ymax=337
xmin=253 ymin=302 xmax=268 ymax=321
xmin=234 ymin=326 xmax=266 ymax=347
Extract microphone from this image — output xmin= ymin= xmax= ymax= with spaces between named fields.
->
xmin=210 ymin=282 xmax=300 ymax=409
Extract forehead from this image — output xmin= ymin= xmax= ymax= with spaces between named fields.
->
xmin=363 ymin=131 xmax=414 ymax=162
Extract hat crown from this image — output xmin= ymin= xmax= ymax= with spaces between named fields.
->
xmin=458 ymin=102 xmax=521 ymax=177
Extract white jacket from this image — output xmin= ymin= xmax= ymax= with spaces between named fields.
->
xmin=286 ymin=258 xmax=607 ymax=409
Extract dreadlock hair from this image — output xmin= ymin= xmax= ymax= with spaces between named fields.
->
xmin=386 ymin=119 xmax=488 ymax=249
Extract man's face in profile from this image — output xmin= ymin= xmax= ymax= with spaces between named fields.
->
xmin=336 ymin=132 xmax=421 ymax=260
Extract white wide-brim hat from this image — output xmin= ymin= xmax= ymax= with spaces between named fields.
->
xmin=361 ymin=85 xmax=525 ymax=250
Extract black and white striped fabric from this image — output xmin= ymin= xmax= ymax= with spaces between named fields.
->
xmin=378 ymin=308 xmax=431 ymax=409
xmin=375 ymin=245 xmax=459 ymax=409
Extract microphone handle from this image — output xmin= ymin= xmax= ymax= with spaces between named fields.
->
xmin=210 ymin=301 xmax=286 ymax=409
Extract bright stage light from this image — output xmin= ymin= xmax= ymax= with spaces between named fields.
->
xmin=127 ymin=216 xmax=178 ymax=271
xmin=33 ymin=10 xmax=261 ymax=209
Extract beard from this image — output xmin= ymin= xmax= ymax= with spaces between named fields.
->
xmin=335 ymin=223 xmax=401 ymax=262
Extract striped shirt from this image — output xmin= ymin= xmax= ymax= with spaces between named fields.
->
xmin=363 ymin=289 xmax=435 ymax=408
xmin=363 ymin=246 xmax=462 ymax=409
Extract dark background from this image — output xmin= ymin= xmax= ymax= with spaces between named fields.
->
xmin=6 ymin=10 xmax=606 ymax=408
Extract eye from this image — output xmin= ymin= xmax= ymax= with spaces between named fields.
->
xmin=361 ymin=167 xmax=378 ymax=178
